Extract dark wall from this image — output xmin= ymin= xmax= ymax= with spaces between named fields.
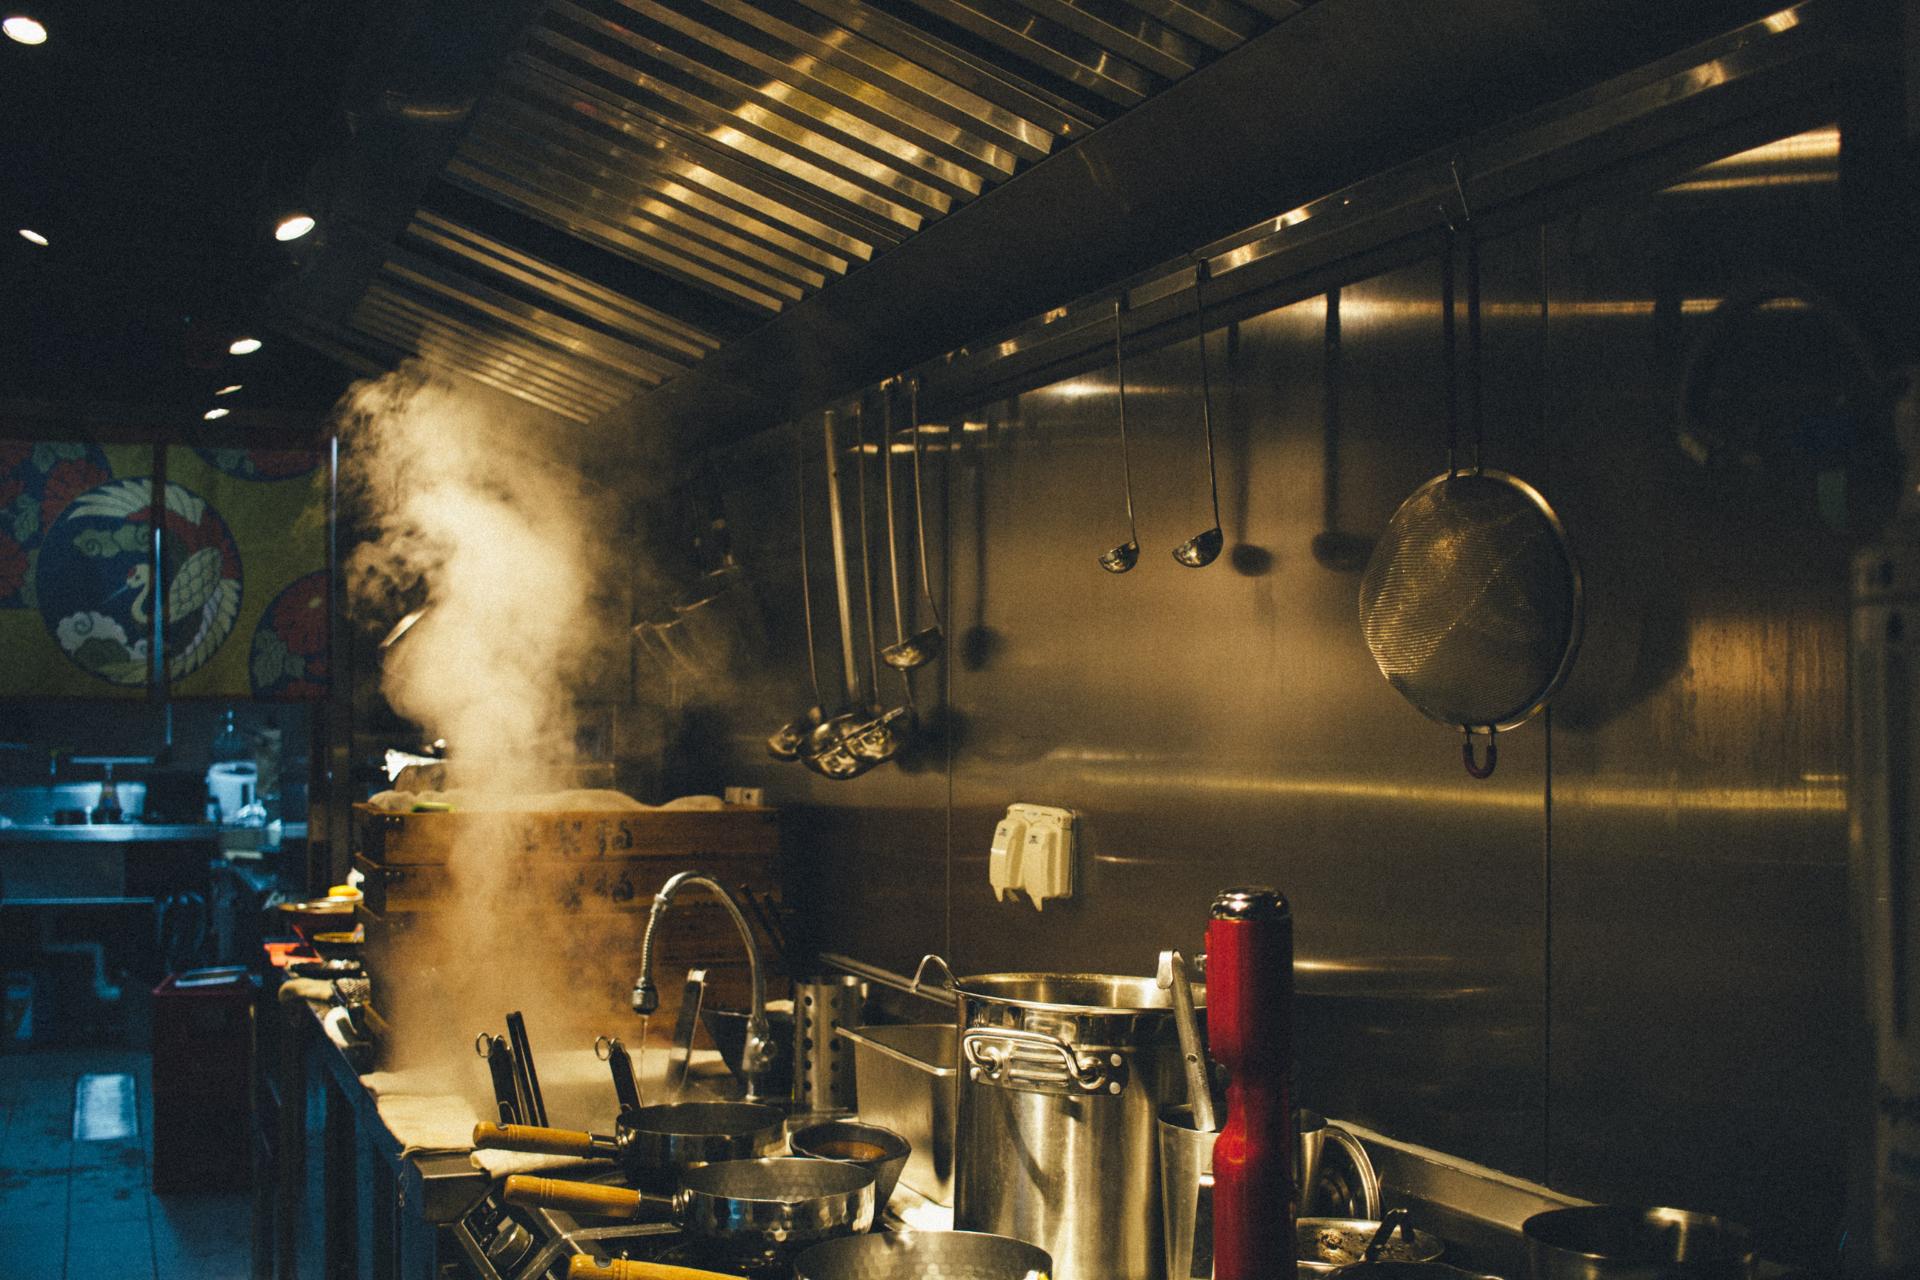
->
xmin=666 ymin=125 xmax=1869 ymax=1259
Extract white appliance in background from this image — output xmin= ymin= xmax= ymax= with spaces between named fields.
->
xmin=205 ymin=761 xmax=257 ymax=823
xmin=1852 ymin=371 xmax=1920 ymax=1270
xmin=988 ymin=803 xmax=1074 ymax=909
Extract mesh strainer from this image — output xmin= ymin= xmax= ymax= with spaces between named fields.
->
xmin=1358 ymin=471 xmax=1581 ymax=733
xmin=1357 ymin=232 xmax=1581 ymax=777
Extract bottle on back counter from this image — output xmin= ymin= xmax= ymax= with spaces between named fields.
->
xmin=205 ymin=708 xmax=256 ymax=824
xmin=1206 ymin=886 xmax=1296 ymax=1280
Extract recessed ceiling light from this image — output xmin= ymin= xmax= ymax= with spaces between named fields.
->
xmin=228 ymin=337 xmax=262 ymax=355
xmin=216 ymin=384 xmax=242 ymax=396
xmin=3 ymin=15 xmax=48 ymax=45
xmin=203 ymin=408 xmax=230 ymax=421
xmin=18 ymin=227 xmax=48 ymax=246
xmin=274 ymin=213 xmax=316 ymax=242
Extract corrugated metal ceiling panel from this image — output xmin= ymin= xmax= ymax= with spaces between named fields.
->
xmin=308 ymin=0 xmax=1301 ymax=415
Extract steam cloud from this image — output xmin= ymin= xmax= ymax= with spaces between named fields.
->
xmin=340 ymin=364 xmax=620 ymax=793
xmin=335 ymin=362 xmax=637 ymax=1114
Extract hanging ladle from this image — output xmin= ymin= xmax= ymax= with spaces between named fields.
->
xmin=1100 ymin=299 xmax=1140 ymax=573
xmin=1173 ymin=256 xmax=1224 ymax=569
xmin=880 ymin=379 xmax=941 ymax=669
xmin=845 ymin=397 xmax=909 ymax=765
xmin=800 ymin=407 xmax=872 ymax=780
xmin=768 ymin=429 xmax=825 ymax=760
xmin=892 ymin=378 xmax=945 ymax=661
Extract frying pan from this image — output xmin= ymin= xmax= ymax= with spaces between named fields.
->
xmin=795 ymin=1229 xmax=1056 ymax=1279
xmin=505 ymin=1157 xmax=874 ymax=1267
xmin=473 ymin=1101 xmax=782 ymax=1192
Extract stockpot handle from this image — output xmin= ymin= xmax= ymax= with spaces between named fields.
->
xmin=1323 ymin=1122 xmax=1382 ymax=1220
xmin=962 ymin=1026 xmax=1128 ymax=1095
xmin=910 ymin=953 xmax=956 ymax=995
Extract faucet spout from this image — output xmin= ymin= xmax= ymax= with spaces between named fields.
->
xmin=631 ymin=872 xmax=775 ymax=1103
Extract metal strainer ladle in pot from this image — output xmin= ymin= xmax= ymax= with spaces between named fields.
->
xmin=1358 ymin=227 xmax=1582 ymax=778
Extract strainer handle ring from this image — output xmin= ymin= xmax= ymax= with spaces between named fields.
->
xmin=1462 ymin=729 xmax=1497 ymax=779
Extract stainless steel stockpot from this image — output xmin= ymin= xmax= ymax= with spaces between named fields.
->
xmin=917 ymin=962 xmax=1198 ymax=1280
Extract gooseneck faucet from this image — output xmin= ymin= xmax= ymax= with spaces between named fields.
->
xmin=630 ymin=872 xmax=775 ymax=1104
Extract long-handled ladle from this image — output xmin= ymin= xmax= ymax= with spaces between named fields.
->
xmin=902 ymin=378 xmax=946 ymax=653
xmin=1173 ymin=257 xmax=1224 ymax=568
xmin=847 ymin=398 xmax=909 ymax=765
xmin=1100 ymin=299 xmax=1141 ymax=574
xmin=767 ymin=429 xmax=824 ymax=760
xmin=880 ymin=379 xmax=940 ymax=670
xmin=801 ymin=408 xmax=872 ymax=780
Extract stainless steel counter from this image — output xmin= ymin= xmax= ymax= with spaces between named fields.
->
xmin=0 ymin=822 xmax=308 ymax=842
xmin=0 ymin=822 xmax=221 ymax=843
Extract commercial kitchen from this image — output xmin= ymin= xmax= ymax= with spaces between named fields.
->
xmin=1 ymin=1 xmax=1916 ymax=1278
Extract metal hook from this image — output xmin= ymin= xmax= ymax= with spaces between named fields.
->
xmin=475 ymin=1032 xmax=493 ymax=1058
xmin=594 ymin=1034 xmax=614 ymax=1061
xmin=1462 ymin=727 xmax=1498 ymax=779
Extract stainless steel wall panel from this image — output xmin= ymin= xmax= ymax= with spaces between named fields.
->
xmin=684 ymin=120 xmax=1865 ymax=1251
xmin=1539 ymin=144 xmax=1855 ymax=1259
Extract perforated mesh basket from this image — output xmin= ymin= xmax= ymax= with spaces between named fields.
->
xmin=1358 ymin=471 xmax=1582 ymax=732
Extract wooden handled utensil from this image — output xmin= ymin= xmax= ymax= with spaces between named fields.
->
xmin=568 ymin=1258 xmax=738 ymax=1280
xmin=505 ymin=1175 xmax=647 ymax=1219
xmin=474 ymin=1123 xmax=617 ymax=1159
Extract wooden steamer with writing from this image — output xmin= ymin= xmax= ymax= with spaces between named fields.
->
xmin=351 ymin=804 xmax=784 ymax=1044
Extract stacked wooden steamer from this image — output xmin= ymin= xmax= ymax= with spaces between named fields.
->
xmin=350 ymin=802 xmax=783 ymax=1041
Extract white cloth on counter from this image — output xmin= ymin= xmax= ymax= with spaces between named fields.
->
xmin=362 ymin=788 xmax=725 ymax=813
xmin=366 ymin=1070 xmax=609 ymax=1175
xmin=362 ymin=1048 xmax=733 ymax=1174
xmin=277 ymin=977 xmax=334 ymax=1003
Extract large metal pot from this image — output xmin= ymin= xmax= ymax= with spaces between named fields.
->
xmin=917 ymin=960 xmax=1197 ymax=1280
xmin=1521 ymin=1206 xmax=1756 ymax=1280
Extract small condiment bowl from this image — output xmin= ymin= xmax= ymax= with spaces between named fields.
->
xmin=789 ymin=1119 xmax=910 ymax=1209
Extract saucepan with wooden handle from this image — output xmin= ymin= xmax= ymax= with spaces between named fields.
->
xmin=473 ymin=1099 xmax=782 ymax=1191
xmin=505 ymin=1157 xmax=875 ymax=1268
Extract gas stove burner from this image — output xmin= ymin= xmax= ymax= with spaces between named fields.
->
xmin=452 ymin=1173 xmax=681 ymax=1280
xmin=650 ymin=1238 xmax=785 ymax=1278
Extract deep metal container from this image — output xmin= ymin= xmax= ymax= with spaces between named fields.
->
xmin=947 ymin=972 xmax=1195 ymax=1280
xmin=837 ymin=1023 xmax=957 ymax=1205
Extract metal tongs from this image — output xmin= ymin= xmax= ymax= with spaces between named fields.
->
xmin=1364 ymin=1208 xmax=1419 ymax=1263
xmin=474 ymin=1010 xmax=548 ymax=1127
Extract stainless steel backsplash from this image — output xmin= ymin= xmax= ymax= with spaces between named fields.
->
xmin=675 ymin=137 xmax=1859 ymax=1261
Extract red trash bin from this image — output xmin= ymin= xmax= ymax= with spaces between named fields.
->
xmin=151 ymin=967 xmax=257 ymax=1192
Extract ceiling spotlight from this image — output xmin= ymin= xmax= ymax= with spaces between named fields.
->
xmin=228 ymin=337 xmax=262 ymax=355
xmin=274 ymin=213 xmax=315 ymax=242
xmin=203 ymin=407 xmax=230 ymax=421
xmin=216 ymin=384 xmax=242 ymax=396
xmin=17 ymin=228 xmax=48 ymax=246
xmin=3 ymin=15 xmax=48 ymax=45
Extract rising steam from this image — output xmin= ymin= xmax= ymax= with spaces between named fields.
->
xmin=335 ymin=363 xmax=637 ymax=1111
xmin=339 ymin=363 xmax=620 ymax=793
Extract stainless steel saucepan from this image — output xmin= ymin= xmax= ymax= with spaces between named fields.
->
xmin=506 ymin=1157 xmax=875 ymax=1268
xmin=473 ymin=1100 xmax=782 ymax=1191
xmin=796 ymin=1229 xmax=1055 ymax=1279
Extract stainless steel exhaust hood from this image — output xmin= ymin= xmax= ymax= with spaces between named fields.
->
xmin=276 ymin=0 xmax=1300 ymax=422
xmin=273 ymin=0 xmax=1779 ymax=438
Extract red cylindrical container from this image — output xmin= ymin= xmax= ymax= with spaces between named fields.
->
xmin=1206 ymin=886 xmax=1295 ymax=1280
